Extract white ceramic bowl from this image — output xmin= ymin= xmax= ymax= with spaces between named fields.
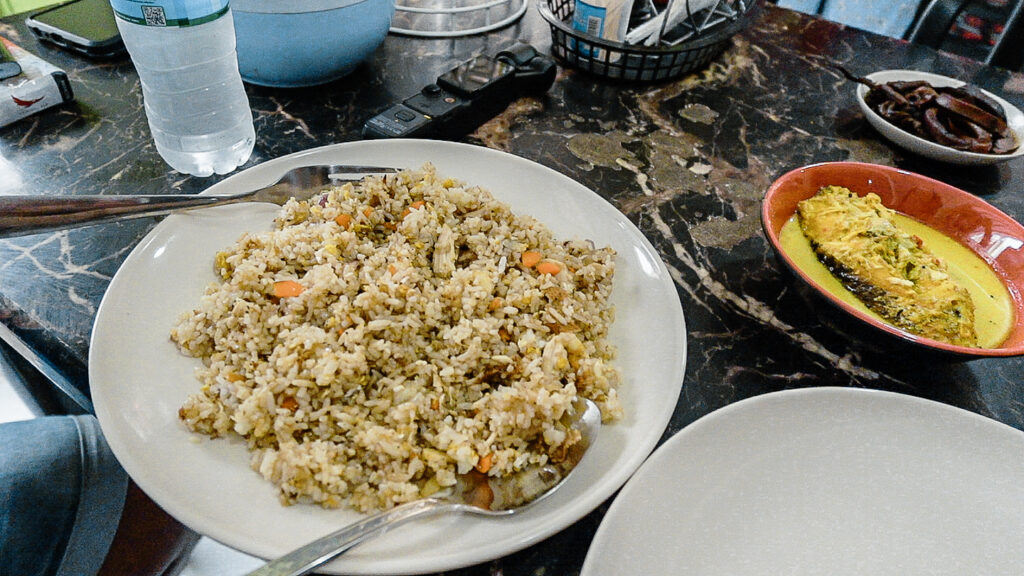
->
xmin=855 ymin=69 xmax=1024 ymax=165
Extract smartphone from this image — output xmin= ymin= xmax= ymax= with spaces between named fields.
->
xmin=26 ymin=0 xmax=125 ymax=58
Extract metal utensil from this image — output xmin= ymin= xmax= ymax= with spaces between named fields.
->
xmin=0 ymin=164 xmax=397 ymax=239
xmin=246 ymin=398 xmax=602 ymax=576
xmin=0 ymin=317 xmax=92 ymax=412
xmin=0 ymin=320 xmax=92 ymax=414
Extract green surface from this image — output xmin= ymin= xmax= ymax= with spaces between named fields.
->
xmin=1 ymin=0 xmax=57 ymax=18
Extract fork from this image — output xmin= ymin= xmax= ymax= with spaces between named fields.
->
xmin=0 ymin=164 xmax=397 ymax=239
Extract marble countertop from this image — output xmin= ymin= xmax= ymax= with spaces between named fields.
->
xmin=2 ymin=3 xmax=1023 ymax=574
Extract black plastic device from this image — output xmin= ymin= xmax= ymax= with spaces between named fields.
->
xmin=362 ymin=43 xmax=557 ymax=140
xmin=26 ymin=0 xmax=126 ymax=58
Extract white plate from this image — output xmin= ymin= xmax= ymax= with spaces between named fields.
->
xmin=581 ymin=387 xmax=1024 ymax=576
xmin=856 ymin=69 xmax=1024 ymax=165
xmin=90 ymin=140 xmax=687 ymax=575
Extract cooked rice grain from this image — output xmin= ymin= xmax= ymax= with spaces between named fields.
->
xmin=173 ymin=164 xmax=621 ymax=512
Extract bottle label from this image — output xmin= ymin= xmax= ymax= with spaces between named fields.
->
xmin=110 ymin=0 xmax=230 ymax=27
xmin=572 ymin=0 xmax=607 ymax=41
xmin=571 ymin=0 xmax=608 ymax=58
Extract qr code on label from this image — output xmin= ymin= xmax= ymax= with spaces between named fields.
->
xmin=142 ymin=5 xmax=167 ymax=26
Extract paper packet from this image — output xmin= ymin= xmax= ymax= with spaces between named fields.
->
xmin=1 ymin=37 xmax=74 ymax=128
xmin=625 ymin=0 xmax=716 ymax=45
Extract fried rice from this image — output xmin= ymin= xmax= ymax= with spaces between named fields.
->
xmin=173 ymin=164 xmax=621 ymax=512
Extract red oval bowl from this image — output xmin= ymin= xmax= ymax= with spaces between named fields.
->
xmin=762 ymin=161 xmax=1024 ymax=358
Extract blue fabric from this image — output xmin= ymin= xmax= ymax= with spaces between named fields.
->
xmin=777 ymin=0 xmax=921 ymax=38
xmin=0 ymin=415 xmax=127 ymax=576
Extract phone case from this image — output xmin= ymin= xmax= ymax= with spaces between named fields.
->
xmin=25 ymin=0 xmax=125 ymax=58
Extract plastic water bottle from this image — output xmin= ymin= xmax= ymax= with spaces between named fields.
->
xmin=109 ymin=0 xmax=255 ymax=176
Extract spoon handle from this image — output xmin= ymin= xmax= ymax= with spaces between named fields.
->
xmin=0 ymin=193 xmax=252 ymax=238
xmin=245 ymin=498 xmax=459 ymax=576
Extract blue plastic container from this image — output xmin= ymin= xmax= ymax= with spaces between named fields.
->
xmin=232 ymin=0 xmax=396 ymax=87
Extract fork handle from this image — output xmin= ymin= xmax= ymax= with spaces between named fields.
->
xmin=0 ymin=193 xmax=253 ymax=239
xmin=246 ymin=498 xmax=459 ymax=576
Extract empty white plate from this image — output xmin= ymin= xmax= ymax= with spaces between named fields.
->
xmin=581 ymin=387 xmax=1024 ymax=576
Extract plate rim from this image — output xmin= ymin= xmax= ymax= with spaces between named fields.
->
xmin=89 ymin=139 xmax=688 ymax=574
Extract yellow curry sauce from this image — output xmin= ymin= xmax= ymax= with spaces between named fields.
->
xmin=780 ymin=212 xmax=1014 ymax=348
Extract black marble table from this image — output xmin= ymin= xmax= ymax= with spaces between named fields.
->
xmin=2 ymin=2 xmax=1023 ymax=574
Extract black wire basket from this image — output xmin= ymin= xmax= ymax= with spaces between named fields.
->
xmin=538 ymin=0 xmax=760 ymax=82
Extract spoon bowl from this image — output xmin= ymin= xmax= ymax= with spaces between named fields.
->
xmin=245 ymin=398 xmax=602 ymax=576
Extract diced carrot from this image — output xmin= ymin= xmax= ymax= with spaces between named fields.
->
xmin=363 ymin=207 xmax=374 ymax=218
xmin=388 ymin=264 xmax=397 ymax=275
xmin=334 ymin=214 xmax=353 ymax=229
xmin=465 ymin=475 xmax=494 ymax=509
xmin=475 ymin=452 xmax=493 ymax=474
xmin=521 ymin=251 xmax=542 ymax=268
xmin=272 ymin=280 xmax=305 ymax=298
xmin=536 ymin=261 xmax=561 ymax=275
xmin=488 ymin=297 xmax=503 ymax=311
xmin=281 ymin=396 xmax=299 ymax=411
xmin=401 ymin=201 xmax=426 ymax=220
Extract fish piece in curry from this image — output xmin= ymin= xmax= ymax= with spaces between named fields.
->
xmin=796 ymin=185 xmax=977 ymax=347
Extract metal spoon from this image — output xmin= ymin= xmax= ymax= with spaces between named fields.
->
xmin=0 ymin=164 xmax=396 ymax=239
xmin=245 ymin=398 xmax=602 ymax=576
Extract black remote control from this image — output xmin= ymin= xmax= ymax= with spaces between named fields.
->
xmin=362 ymin=44 xmax=557 ymax=140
